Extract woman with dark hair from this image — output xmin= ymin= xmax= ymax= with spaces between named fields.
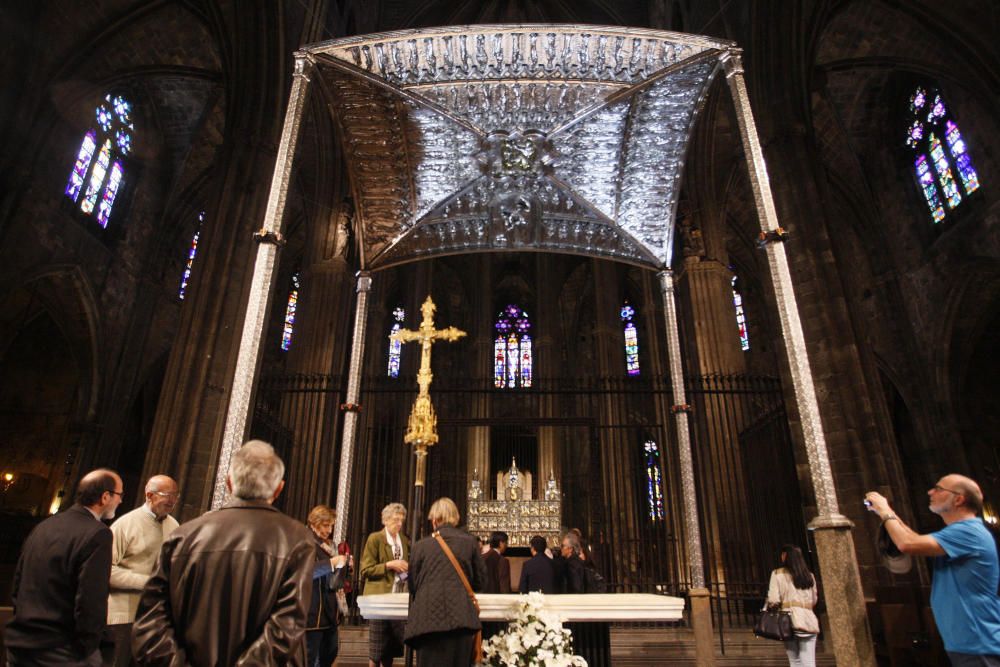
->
xmin=766 ymin=544 xmax=820 ymax=667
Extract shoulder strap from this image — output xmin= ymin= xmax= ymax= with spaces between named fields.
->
xmin=433 ymin=531 xmax=479 ymax=614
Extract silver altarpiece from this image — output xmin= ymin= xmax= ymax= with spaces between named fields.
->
xmin=215 ymin=25 xmax=875 ymax=665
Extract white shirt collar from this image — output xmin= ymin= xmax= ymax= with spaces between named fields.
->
xmin=86 ymin=506 xmax=103 ymax=521
xmin=384 ymin=528 xmax=401 ymax=550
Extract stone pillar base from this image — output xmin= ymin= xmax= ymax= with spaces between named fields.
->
xmin=809 ymin=515 xmax=877 ymax=667
xmin=688 ymin=587 xmax=716 ymax=667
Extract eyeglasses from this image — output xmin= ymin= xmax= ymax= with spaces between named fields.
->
xmin=152 ymin=491 xmax=181 ymax=500
xmin=933 ymin=484 xmax=962 ymax=496
xmin=109 ymin=490 xmax=124 ymax=497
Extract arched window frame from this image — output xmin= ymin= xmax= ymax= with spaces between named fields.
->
xmin=494 ymin=304 xmax=532 ymax=389
xmin=644 ymin=438 xmax=665 ymax=521
xmin=731 ymin=275 xmax=750 ymax=352
xmin=621 ymin=301 xmax=640 ymax=376
xmin=178 ymin=211 xmax=204 ymax=300
xmin=280 ymin=272 xmax=301 ymax=351
xmin=905 ymin=86 xmax=981 ymax=224
xmin=387 ymin=306 xmax=405 ymax=377
xmin=65 ymin=93 xmax=135 ymax=228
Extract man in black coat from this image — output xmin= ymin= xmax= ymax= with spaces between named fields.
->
xmin=5 ymin=469 xmax=124 ymax=667
xmin=518 ymin=535 xmax=557 ymax=594
xmin=404 ymin=498 xmax=487 ymax=667
xmin=481 ymin=531 xmax=511 ymax=594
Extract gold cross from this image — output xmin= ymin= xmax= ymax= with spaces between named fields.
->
xmin=390 ymin=296 xmax=466 ymax=464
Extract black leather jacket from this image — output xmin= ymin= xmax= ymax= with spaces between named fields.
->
xmin=132 ymin=499 xmax=315 ymax=666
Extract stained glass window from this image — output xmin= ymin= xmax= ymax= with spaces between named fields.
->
xmin=281 ymin=273 xmax=300 ymax=351
xmin=387 ymin=306 xmax=405 ymax=377
xmin=494 ymin=304 xmax=532 ymax=388
xmin=621 ymin=302 xmax=640 ymax=376
xmin=644 ymin=439 xmax=665 ymax=521
xmin=65 ymin=94 xmax=134 ymax=227
xmin=906 ymin=87 xmax=981 ymax=222
xmin=178 ymin=212 xmax=204 ymax=300
xmin=732 ymin=276 xmax=749 ymax=352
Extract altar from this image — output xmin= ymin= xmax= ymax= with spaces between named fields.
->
xmin=466 ymin=459 xmax=563 ymax=548
xmin=357 ymin=592 xmax=685 ymax=622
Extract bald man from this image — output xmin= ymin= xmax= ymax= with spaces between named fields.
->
xmin=5 ymin=469 xmax=123 ymax=667
xmin=867 ymin=475 xmax=1000 ymax=666
xmin=103 ymin=475 xmax=180 ymax=667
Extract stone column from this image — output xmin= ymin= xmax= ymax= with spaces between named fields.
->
xmin=724 ymin=50 xmax=875 ymax=666
xmin=676 ymin=257 xmax=755 ymax=586
xmin=332 ymin=271 xmax=372 ymax=544
xmin=210 ymin=53 xmax=314 ymax=509
xmin=657 ymin=269 xmax=715 ymax=667
xmin=279 ymin=256 xmax=352 ymax=520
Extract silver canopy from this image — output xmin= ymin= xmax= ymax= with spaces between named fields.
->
xmin=306 ymin=25 xmax=735 ymax=270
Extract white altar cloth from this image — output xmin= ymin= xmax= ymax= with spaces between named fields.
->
xmin=357 ymin=593 xmax=684 ymax=623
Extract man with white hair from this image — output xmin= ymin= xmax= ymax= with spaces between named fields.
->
xmin=102 ymin=474 xmax=180 ymax=666
xmin=132 ymin=441 xmax=314 ymax=666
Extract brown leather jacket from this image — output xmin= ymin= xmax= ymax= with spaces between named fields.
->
xmin=132 ymin=499 xmax=315 ymax=666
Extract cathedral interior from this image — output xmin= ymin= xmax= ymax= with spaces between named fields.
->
xmin=0 ymin=0 xmax=997 ymax=663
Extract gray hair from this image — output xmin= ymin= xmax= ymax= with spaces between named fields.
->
xmin=561 ymin=530 xmax=581 ymax=555
xmin=229 ymin=440 xmax=285 ymax=500
xmin=428 ymin=497 xmax=460 ymax=527
xmin=381 ymin=502 xmax=407 ymax=525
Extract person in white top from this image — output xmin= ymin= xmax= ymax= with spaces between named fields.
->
xmin=103 ymin=474 xmax=180 ymax=666
xmin=765 ymin=544 xmax=820 ymax=667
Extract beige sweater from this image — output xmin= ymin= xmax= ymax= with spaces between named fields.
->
xmin=107 ymin=504 xmax=179 ymax=625
xmin=766 ymin=567 xmax=820 ymax=634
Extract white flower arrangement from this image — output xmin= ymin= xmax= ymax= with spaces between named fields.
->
xmin=482 ymin=592 xmax=587 ymax=667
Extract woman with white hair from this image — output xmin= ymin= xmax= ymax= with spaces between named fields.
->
xmin=359 ymin=502 xmax=409 ymax=667
xmin=404 ymin=497 xmax=487 ymax=666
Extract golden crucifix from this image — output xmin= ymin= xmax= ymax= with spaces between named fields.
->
xmin=390 ymin=296 xmax=466 ymax=488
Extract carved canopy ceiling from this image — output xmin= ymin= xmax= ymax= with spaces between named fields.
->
xmin=305 ymin=25 xmax=734 ymax=271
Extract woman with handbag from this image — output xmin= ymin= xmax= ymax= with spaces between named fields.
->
xmin=766 ymin=544 xmax=821 ymax=667
xmin=404 ymin=497 xmax=487 ymax=666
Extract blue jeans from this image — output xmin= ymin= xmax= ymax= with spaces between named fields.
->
xmin=783 ymin=632 xmax=817 ymax=667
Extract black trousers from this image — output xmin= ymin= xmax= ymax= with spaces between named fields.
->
xmin=7 ymin=645 xmax=101 ymax=667
xmin=566 ymin=622 xmax=611 ymax=667
xmin=411 ymin=630 xmax=477 ymax=667
xmin=306 ymin=627 xmax=339 ymax=667
xmin=101 ymin=623 xmax=134 ymax=667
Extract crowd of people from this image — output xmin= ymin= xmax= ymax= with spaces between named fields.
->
xmin=4 ymin=437 xmax=997 ymax=667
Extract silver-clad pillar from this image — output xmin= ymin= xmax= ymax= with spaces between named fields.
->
xmin=332 ymin=271 xmax=373 ymax=544
xmin=657 ymin=270 xmax=706 ymax=589
xmin=212 ymin=53 xmax=314 ymax=509
xmin=658 ymin=269 xmax=714 ymax=667
xmin=723 ymin=49 xmax=875 ymax=666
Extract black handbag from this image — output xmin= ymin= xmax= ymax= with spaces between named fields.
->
xmin=754 ymin=607 xmax=793 ymax=641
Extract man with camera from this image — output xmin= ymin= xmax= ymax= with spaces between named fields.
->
xmin=866 ymin=474 xmax=1000 ymax=667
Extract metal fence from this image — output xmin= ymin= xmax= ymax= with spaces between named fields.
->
xmin=250 ymin=372 xmax=804 ymax=644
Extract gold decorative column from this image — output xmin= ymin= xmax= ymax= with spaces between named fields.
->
xmin=212 ymin=52 xmax=314 ymax=508
xmin=391 ymin=296 xmax=466 ymax=539
xmin=724 ymin=49 xmax=875 ymax=666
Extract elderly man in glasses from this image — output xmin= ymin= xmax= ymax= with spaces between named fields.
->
xmin=102 ymin=475 xmax=181 ymax=667
xmin=866 ymin=475 xmax=1000 ymax=666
